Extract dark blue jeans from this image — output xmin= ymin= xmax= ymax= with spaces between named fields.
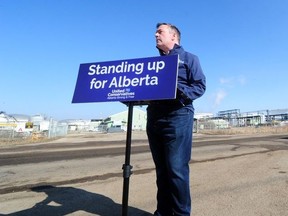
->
xmin=146 ymin=105 xmax=194 ymax=216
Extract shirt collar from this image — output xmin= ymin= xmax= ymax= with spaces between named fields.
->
xmin=157 ymin=44 xmax=181 ymax=56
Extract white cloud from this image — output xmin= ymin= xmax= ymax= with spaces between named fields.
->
xmin=212 ymin=75 xmax=247 ymax=109
xmin=219 ymin=75 xmax=247 ymax=87
xmin=219 ymin=77 xmax=233 ymax=85
xmin=214 ymin=89 xmax=227 ymax=107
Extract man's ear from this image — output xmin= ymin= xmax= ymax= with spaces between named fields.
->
xmin=172 ymin=32 xmax=178 ymax=42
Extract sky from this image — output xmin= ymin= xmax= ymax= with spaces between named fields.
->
xmin=1 ymin=0 xmax=287 ymax=120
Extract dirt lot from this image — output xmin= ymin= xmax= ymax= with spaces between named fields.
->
xmin=0 ymin=129 xmax=287 ymax=216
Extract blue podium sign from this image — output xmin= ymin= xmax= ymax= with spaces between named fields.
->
xmin=72 ymin=55 xmax=178 ymax=103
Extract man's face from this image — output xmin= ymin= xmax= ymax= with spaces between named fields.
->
xmin=155 ymin=25 xmax=176 ymax=51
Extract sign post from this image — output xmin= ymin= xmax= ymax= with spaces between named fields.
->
xmin=72 ymin=55 xmax=178 ymax=216
xmin=122 ymin=101 xmax=134 ymax=216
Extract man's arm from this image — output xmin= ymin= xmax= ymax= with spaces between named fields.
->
xmin=179 ymin=55 xmax=206 ymax=102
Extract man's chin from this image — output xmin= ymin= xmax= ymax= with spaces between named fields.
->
xmin=156 ymin=44 xmax=163 ymax=49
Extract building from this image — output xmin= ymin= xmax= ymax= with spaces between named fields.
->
xmin=100 ymin=108 xmax=147 ymax=132
xmin=0 ymin=112 xmax=32 ymax=133
xmin=217 ymin=108 xmax=288 ymax=127
xmin=65 ymin=119 xmax=92 ymax=131
xmin=0 ymin=112 xmax=68 ymax=139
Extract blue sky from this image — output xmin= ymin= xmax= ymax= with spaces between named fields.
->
xmin=1 ymin=0 xmax=287 ymax=120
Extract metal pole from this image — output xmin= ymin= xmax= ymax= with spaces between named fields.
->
xmin=122 ymin=102 xmax=134 ymax=216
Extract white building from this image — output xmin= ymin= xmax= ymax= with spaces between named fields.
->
xmin=65 ymin=119 xmax=91 ymax=131
xmin=102 ymin=108 xmax=147 ymax=131
xmin=195 ymin=113 xmax=213 ymax=119
xmin=0 ymin=113 xmax=32 ymax=133
xmin=31 ymin=114 xmax=50 ymax=131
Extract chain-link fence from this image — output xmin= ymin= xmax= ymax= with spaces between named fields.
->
xmin=0 ymin=122 xmax=68 ymax=143
xmin=194 ymin=117 xmax=288 ymax=134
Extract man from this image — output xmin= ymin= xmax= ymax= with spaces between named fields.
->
xmin=146 ymin=23 xmax=206 ymax=216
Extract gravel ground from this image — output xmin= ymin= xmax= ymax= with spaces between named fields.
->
xmin=0 ymin=131 xmax=287 ymax=216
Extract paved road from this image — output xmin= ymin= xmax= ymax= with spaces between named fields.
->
xmin=0 ymin=132 xmax=287 ymax=215
xmin=1 ymin=133 xmax=287 ymax=167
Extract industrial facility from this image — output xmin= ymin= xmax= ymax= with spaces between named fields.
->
xmin=196 ymin=108 xmax=288 ymax=130
xmin=0 ymin=107 xmax=287 ymax=141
